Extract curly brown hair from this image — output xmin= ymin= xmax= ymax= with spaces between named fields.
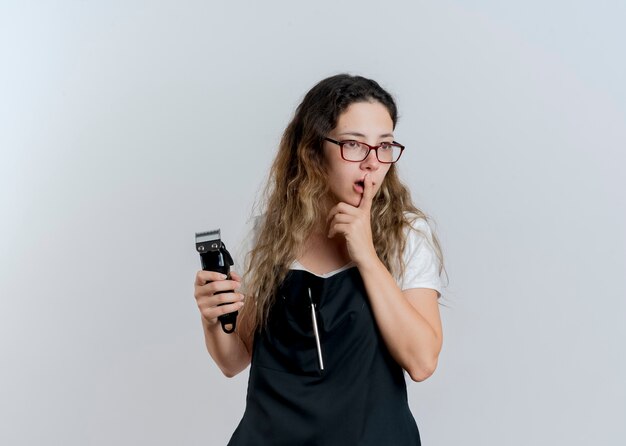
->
xmin=239 ymin=74 xmax=444 ymax=335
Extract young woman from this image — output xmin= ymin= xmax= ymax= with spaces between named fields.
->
xmin=194 ymin=74 xmax=445 ymax=445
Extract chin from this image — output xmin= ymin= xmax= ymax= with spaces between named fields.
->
xmin=329 ymin=192 xmax=352 ymax=207
xmin=344 ymin=193 xmax=361 ymax=207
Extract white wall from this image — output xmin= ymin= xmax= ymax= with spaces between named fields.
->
xmin=1 ymin=1 xmax=625 ymax=444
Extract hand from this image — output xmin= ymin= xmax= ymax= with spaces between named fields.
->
xmin=193 ymin=270 xmax=244 ymax=326
xmin=327 ymin=173 xmax=378 ymax=266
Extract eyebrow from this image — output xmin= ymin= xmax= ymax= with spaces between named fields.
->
xmin=337 ymin=132 xmax=395 ymax=139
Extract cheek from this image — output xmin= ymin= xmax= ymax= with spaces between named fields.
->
xmin=328 ymin=163 xmax=351 ymax=182
xmin=376 ymin=166 xmax=391 ymax=183
xmin=374 ymin=168 xmax=391 ymax=192
xmin=323 ymin=153 xmax=344 ymax=180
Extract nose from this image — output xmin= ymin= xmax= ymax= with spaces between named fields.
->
xmin=360 ymin=148 xmax=380 ymax=170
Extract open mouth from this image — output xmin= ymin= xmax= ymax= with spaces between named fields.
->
xmin=354 ymin=179 xmax=365 ymax=193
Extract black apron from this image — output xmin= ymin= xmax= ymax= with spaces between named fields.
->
xmin=228 ymin=267 xmax=421 ymax=445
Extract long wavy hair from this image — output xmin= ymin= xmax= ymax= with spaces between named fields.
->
xmin=240 ymin=74 xmax=444 ymax=334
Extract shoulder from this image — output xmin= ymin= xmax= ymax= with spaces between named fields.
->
xmin=398 ymin=213 xmax=443 ymax=296
xmin=403 ymin=212 xmax=436 ymax=245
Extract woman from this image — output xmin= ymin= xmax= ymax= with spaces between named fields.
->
xmin=194 ymin=74 xmax=445 ymax=445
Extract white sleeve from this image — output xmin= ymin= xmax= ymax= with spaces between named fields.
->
xmin=398 ymin=218 xmax=443 ymax=297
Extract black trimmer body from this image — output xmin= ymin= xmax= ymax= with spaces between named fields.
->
xmin=195 ymin=229 xmax=237 ymax=334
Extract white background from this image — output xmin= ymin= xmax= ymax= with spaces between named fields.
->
xmin=1 ymin=1 xmax=625 ymax=445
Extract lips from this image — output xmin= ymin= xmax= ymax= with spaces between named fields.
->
xmin=354 ymin=179 xmax=365 ymax=193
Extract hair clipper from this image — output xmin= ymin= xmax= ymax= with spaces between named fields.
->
xmin=195 ymin=229 xmax=238 ymax=334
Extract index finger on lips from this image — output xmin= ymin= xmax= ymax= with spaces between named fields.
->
xmin=358 ymin=173 xmax=375 ymax=210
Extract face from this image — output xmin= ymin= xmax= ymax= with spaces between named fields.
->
xmin=323 ymin=101 xmax=394 ymax=207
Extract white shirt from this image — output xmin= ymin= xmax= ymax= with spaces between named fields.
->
xmin=234 ymin=215 xmax=443 ymax=297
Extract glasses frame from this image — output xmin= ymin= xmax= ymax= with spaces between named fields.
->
xmin=324 ymin=137 xmax=405 ymax=164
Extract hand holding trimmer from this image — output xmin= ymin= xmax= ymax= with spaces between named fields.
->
xmin=195 ymin=229 xmax=238 ymax=334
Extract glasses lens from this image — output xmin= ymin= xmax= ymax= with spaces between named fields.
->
xmin=378 ymin=143 xmax=402 ymax=163
xmin=339 ymin=140 xmax=403 ymax=163
xmin=341 ymin=141 xmax=370 ymax=161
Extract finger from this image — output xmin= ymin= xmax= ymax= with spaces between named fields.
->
xmin=327 ymin=205 xmax=338 ymax=223
xmin=198 ymin=279 xmax=241 ymax=296
xmin=329 ymin=212 xmax=354 ymax=225
xmin=230 ymin=271 xmax=242 ymax=282
xmin=326 ymin=205 xmax=340 ymax=230
xmin=335 ymin=201 xmax=357 ymax=213
xmin=327 ymin=202 xmax=357 ymax=225
xmin=358 ymin=173 xmax=375 ymax=210
xmin=216 ymin=301 xmax=244 ymax=315
xmin=212 ymin=292 xmax=245 ymax=305
xmin=328 ymin=222 xmax=350 ymax=239
xmin=327 ymin=212 xmax=355 ymax=238
xmin=195 ymin=270 xmax=228 ymax=286
xmin=202 ymin=301 xmax=245 ymax=321
xmin=196 ymin=291 xmax=244 ymax=307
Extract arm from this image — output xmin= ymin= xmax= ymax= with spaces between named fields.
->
xmin=327 ymin=174 xmax=443 ymax=381
xmin=357 ymin=259 xmax=442 ymax=382
xmin=194 ymin=270 xmax=252 ymax=377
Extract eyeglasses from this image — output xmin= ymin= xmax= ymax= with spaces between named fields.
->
xmin=324 ymin=137 xmax=405 ymax=164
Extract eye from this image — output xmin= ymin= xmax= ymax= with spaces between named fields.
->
xmin=343 ymin=140 xmax=360 ymax=149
